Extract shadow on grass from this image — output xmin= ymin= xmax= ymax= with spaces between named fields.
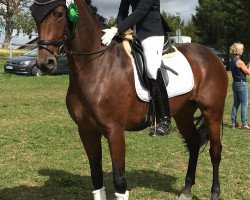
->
xmin=0 ymin=168 xmax=183 ymax=200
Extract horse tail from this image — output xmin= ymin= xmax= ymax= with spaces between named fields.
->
xmin=194 ymin=115 xmax=209 ymax=147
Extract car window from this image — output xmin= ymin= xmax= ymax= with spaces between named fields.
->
xmin=207 ymin=47 xmax=225 ymax=54
xmin=23 ymin=48 xmax=38 ymax=57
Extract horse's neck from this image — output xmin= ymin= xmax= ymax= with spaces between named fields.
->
xmin=68 ymin=1 xmax=103 ymax=53
xmin=66 ymin=1 xmax=106 ymax=81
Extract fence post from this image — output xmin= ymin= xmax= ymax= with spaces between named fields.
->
xmin=9 ymin=41 xmax=12 ymax=58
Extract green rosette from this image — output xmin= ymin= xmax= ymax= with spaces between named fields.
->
xmin=67 ymin=2 xmax=79 ymax=38
xmin=67 ymin=3 xmax=79 ymax=23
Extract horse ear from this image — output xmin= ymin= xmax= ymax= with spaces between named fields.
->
xmin=66 ymin=0 xmax=73 ymax=7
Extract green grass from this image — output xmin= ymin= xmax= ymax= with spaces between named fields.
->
xmin=0 ymin=54 xmax=249 ymax=200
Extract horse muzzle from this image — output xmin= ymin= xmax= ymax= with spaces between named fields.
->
xmin=36 ymin=55 xmax=58 ymax=74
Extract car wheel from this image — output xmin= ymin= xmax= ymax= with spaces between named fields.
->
xmin=32 ymin=66 xmax=42 ymax=76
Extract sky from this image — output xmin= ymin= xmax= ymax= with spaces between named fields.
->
xmin=0 ymin=0 xmax=198 ymax=47
xmin=92 ymin=0 xmax=198 ymax=23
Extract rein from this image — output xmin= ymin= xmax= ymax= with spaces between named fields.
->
xmin=66 ymin=47 xmax=109 ymax=56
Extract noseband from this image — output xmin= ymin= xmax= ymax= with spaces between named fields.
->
xmin=37 ymin=35 xmax=67 ymax=57
xmin=37 ymin=38 xmax=67 ymax=57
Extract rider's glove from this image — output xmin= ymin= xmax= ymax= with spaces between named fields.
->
xmin=101 ymin=27 xmax=118 ymax=46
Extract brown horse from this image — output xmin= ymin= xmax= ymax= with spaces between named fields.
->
xmin=31 ymin=0 xmax=228 ymax=199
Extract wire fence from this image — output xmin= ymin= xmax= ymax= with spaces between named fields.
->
xmin=0 ymin=42 xmax=37 ymax=60
xmin=0 ymin=41 xmax=249 ymax=62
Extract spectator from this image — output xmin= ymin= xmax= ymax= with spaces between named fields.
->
xmin=229 ymin=42 xmax=250 ymax=129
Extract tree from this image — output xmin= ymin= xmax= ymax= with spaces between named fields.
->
xmin=86 ymin=0 xmax=107 ymax=26
xmin=0 ymin=0 xmax=36 ymax=49
xmin=106 ymin=16 xmax=117 ymax=27
xmin=161 ymin=11 xmax=185 ymax=36
xmin=192 ymin=0 xmax=250 ymax=56
xmin=0 ymin=0 xmax=106 ymax=49
xmin=161 ymin=11 xmax=199 ymax=43
xmin=192 ymin=0 xmax=229 ymax=47
xmin=223 ymin=0 xmax=250 ymax=60
xmin=183 ymin=20 xmax=199 ymax=43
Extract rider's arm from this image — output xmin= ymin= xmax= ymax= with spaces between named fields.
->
xmin=117 ymin=0 xmax=130 ymax=24
xmin=117 ymin=0 xmax=155 ymax=34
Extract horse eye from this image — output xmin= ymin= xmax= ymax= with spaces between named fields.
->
xmin=56 ymin=12 xmax=64 ymax=19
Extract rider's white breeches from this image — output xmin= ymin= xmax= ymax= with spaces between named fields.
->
xmin=141 ymin=36 xmax=164 ymax=79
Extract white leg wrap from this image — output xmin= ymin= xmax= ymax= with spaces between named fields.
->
xmin=92 ymin=186 xmax=107 ymax=200
xmin=115 ymin=191 xmax=129 ymax=200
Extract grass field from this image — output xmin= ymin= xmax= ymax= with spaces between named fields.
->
xmin=0 ymin=53 xmax=249 ymax=200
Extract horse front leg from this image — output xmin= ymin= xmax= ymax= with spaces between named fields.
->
xmin=78 ymin=126 xmax=107 ymax=200
xmin=106 ymin=125 xmax=129 ymax=200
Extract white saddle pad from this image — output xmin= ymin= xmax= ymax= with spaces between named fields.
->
xmin=133 ymin=49 xmax=194 ymax=102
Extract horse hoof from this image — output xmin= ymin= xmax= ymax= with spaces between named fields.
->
xmin=179 ymin=193 xmax=193 ymax=200
xmin=210 ymin=193 xmax=219 ymax=200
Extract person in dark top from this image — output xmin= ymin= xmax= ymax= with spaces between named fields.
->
xmin=101 ymin=0 xmax=172 ymax=138
xmin=229 ymin=42 xmax=250 ymax=129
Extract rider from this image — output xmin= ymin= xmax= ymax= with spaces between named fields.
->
xmin=101 ymin=0 xmax=172 ymax=136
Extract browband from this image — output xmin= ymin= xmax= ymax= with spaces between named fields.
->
xmin=33 ymin=0 xmax=59 ymax=5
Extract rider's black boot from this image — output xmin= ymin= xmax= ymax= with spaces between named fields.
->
xmin=149 ymin=70 xmax=172 ymax=136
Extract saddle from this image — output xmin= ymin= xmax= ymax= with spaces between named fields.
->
xmin=122 ymin=33 xmax=181 ymax=131
xmin=129 ymin=34 xmax=178 ymax=91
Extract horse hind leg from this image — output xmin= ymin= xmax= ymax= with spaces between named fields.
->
xmin=195 ymin=91 xmax=224 ymax=200
xmin=174 ymin=102 xmax=202 ymax=200
xmin=202 ymin=110 xmax=222 ymax=200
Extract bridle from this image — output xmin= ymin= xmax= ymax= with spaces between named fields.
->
xmin=35 ymin=0 xmax=109 ymax=58
xmin=37 ymin=38 xmax=109 ymax=58
xmin=37 ymin=26 xmax=109 ymax=57
xmin=37 ymin=38 xmax=67 ymax=57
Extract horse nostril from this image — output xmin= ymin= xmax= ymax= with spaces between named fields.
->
xmin=36 ymin=56 xmax=57 ymax=73
xmin=47 ymin=58 xmax=56 ymax=70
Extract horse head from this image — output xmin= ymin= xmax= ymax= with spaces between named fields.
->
xmin=31 ymin=0 xmax=105 ymax=74
xmin=31 ymin=0 xmax=69 ymax=73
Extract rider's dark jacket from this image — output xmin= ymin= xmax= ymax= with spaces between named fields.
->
xmin=117 ymin=0 xmax=171 ymax=40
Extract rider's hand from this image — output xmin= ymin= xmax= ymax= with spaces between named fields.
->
xmin=101 ymin=27 xmax=118 ymax=46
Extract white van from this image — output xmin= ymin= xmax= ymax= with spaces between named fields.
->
xmin=170 ymin=36 xmax=192 ymax=44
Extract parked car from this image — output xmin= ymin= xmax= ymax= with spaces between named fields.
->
xmin=205 ymin=45 xmax=230 ymax=70
xmin=4 ymin=48 xmax=69 ymax=76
